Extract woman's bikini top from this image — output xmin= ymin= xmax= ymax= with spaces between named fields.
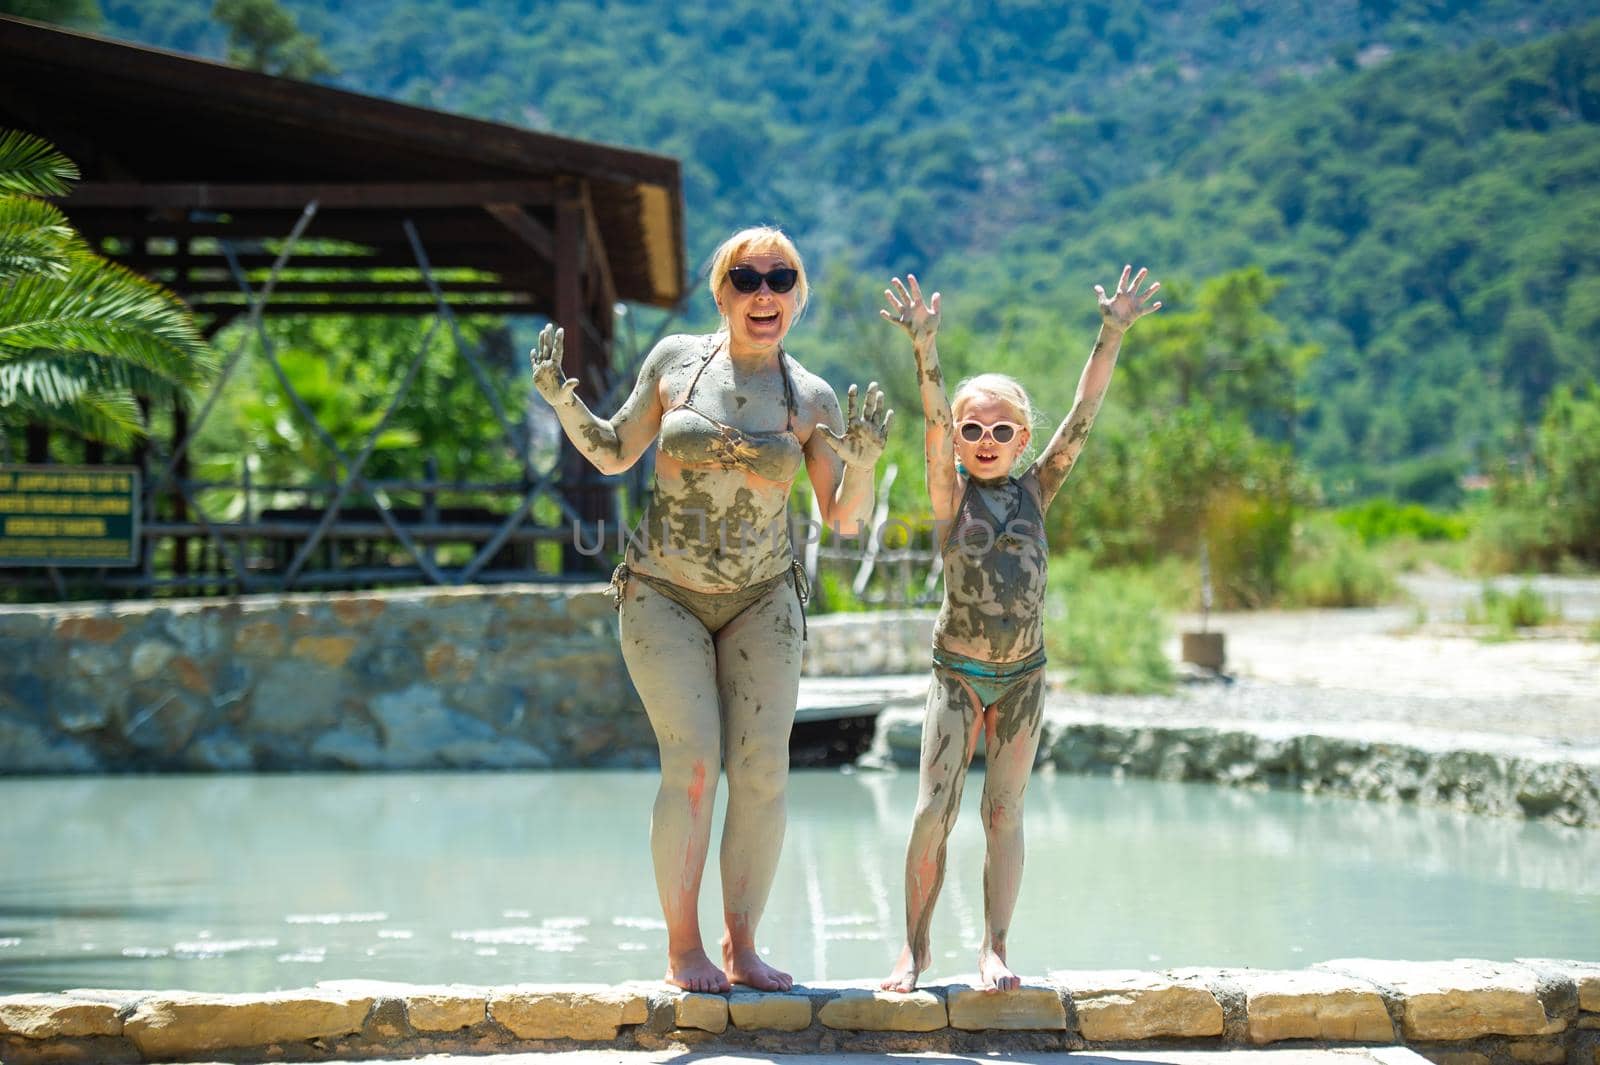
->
xmin=657 ymin=336 xmax=807 ymax=484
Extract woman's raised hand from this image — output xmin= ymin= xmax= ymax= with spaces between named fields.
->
xmin=881 ymin=274 xmax=941 ymax=347
xmin=816 ymin=382 xmax=893 ymax=469
xmin=1096 ymin=265 xmax=1162 ymax=333
xmin=529 ymin=322 xmax=579 ymax=403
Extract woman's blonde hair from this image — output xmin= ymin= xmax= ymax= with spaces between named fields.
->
xmin=951 ymin=373 xmax=1034 ymax=427
xmin=706 ymin=225 xmax=810 ymax=321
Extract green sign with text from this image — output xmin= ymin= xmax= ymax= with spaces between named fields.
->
xmin=0 ymin=465 xmax=141 ymax=567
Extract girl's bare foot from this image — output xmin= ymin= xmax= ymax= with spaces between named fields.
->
xmin=978 ymin=945 xmax=1021 ymax=992
xmin=666 ymin=947 xmax=731 ymax=993
xmin=880 ymin=944 xmax=923 ymax=992
xmin=722 ymin=940 xmax=792 ymax=991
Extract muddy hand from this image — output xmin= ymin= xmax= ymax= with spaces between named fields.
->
xmin=816 ymin=382 xmax=893 ymax=469
xmin=1095 ymin=265 xmax=1162 ymax=333
xmin=529 ymin=323 xmax=579 ymax=403
xmin=881 ymin=273 xmax=942 ymax=347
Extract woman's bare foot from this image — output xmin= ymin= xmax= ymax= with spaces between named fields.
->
xmin=978 ymin=945 xmax=1021 ymax=992
xmin=880 ymin=944 xmax=924 ymax=992
xmin=722 ymin=940 xmax=793 ymax=991
xmin=666 ymin=947 xmax=731 ymax=993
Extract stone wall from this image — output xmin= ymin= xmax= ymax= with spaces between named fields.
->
xmin=802 ymin=609 xmax=935 ymax=677
xmin=866 ymin=708 xmax=1600 ymax=827
xmin=1 ymin=959 xmax=1595 ymax=1064
xmin=0 ymin=585 xmax=652 ymax=773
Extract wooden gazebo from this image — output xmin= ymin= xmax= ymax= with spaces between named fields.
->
xmin=0 ymin=15 xmax=687 ymax=595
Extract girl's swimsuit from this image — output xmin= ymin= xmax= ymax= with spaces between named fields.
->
xmin=932 ymin=467 xmax=1050 ymax=707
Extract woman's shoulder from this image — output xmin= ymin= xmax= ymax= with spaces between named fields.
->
xmin=782 ymin=355 xmax=842 ymax=411
xmin=643 ymin=333 xmax=715 ymax=376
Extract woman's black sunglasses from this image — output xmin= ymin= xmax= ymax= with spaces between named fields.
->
xmin=727 ymin=265 xmax=799 ymax=294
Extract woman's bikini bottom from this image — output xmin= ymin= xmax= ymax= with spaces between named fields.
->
xmin=611 ymin=561 xmax=809 ymax=637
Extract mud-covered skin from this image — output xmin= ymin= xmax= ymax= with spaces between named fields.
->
xmin=883 ymin=661 xmax=1046 ymax=993
xmin=617 ymin=570 xmax=803 ymax=993
xmin=934 ymin=468 xmax=1049 ymax=663
xmin=879 ymin=265 xmax=1160 ymax=993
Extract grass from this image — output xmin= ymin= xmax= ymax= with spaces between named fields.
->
xmin=1464 ymin=582 xmax=1563 ymax=641
xmin=1284 ymin=516 xmax=1396 ymax=608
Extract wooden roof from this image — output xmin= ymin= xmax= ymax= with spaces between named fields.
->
xmin=0 ymin=15 xmax=686 ymax=315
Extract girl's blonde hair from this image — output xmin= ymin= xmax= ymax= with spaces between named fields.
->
xmin=951 ymin=373 xmax=1034 ymax=426
xmin=706 ymin=225 xmax=810 ymax=322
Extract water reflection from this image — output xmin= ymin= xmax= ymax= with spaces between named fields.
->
xmin=1 ymin=769 xmax=1594 ymax=992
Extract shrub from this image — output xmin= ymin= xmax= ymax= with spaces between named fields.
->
xmin=1286 ymin=517 xmax=1396 ymax=607
xmin=1466 ymin=582 xmax=1561 ymax=639
xmin=1333 ymin=498 xmax=1471 ymax=544
xmin=1046 ymin=554 xmax=1175 ymax=694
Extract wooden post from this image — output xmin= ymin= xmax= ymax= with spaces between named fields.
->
xmin=555 ymin=181 xmax=614 ymax=572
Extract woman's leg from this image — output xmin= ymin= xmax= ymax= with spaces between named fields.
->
xmin=713 ymin=578 xmax=804 ymax=991
xmin=881 ymin=668 xmax=983 ymax=992
xmin=618 ymin=578 xmax=729 ymax=992
xmin=977 ymin=668 xmax=1046 ymax=991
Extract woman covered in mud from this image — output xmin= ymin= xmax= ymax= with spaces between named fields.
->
xmin=878 ymin=267 xmax=1160 ymax=992
xmin=529 ymin=226 xmax=891 ymax=992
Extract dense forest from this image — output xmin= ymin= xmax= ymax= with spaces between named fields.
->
xmin=15 ymin=0 xmax=1600 ymax=505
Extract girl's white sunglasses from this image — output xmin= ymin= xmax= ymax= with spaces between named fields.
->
xmin=957 ymin=419 xmax=1023 ymax=444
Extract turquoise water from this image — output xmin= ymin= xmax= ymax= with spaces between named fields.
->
xmin=1 ymin=769 xmax=1595 ymax=992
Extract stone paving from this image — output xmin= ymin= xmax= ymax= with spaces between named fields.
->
xmin=2 ymin=959 xmax=1596 ymax=1065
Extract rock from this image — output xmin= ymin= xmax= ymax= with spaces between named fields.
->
xmin=816 ymin=988 xmax=946 ymax=1031
xmin=330 ymin=597 xmax=386 ymax=626
xmin=248 ymin=661 xmax=342 ymax=735
xmin=123 ymin=989 xmax=374 ymax=1058
xmin=55 ymin=616 xmax=125 ymax=643
xmin=129 ymin=640 xmax=176 ymax=681
xmin=0 ymin=717 xmax=100 ymax=772
xmin=310 ymin=725 xmax=386 ymax=769
xmin=1319 ymin=959 xmax=1560 ymax=1040
xmin=1229 ymin=969 xmax=1393 ymax=1043
xmin=728 ymin=991 xmax=812 ymax=1031
xmin=120 ymin=685 xmax=209 ymax=754
xmin=232 ymin=619 xmax=286 ymax=658
xmin=315 ymin=981 xmax=485 ymax=1033
xmin=946 ymin=983 xmax=1067 ymax=1030
xmin=1506 ymin=1039 xmax=1567 ymax=1064
xmin=1517 ymin=958 xmax=1600 ymax=1012
xmin=185 ymin=729 xmax=256 ymax=771
xmin=291 ymin=635 xmax=358 ymax=670
xmin=489 ymin=985 xmax=647 ymax=1041
xmin=673 ymin=992 xmax=729 ymax=1033
xmin=370 ymin=684 xmax=523 ymax=767
xmin=1052 ymin=970 xmax=1224 ymax=1040
xmin=0 ymin=994 xmax=124 ymax=1038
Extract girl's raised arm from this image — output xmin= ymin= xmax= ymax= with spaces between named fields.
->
xmin=883 ymin=274 xmax=960 ymax=523
xmin=1033 ymin=265 xmax=1161 ymax=511
xmin=529 ymin=323 xmax=666 ymax=476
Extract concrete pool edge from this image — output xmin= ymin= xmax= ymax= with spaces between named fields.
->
xmin=1 ymin=958 xmax=1595 ymax=1065
xmin=860 ymin=704 xmax=1600 ymax=828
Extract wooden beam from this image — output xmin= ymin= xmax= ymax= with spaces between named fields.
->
xmin=173 ymin=280 xmax=529 ymax=296
xmin=188 ymin=300 xmax=547 ymax=317
xmin=483 ymin=203 xmax=556 ymax=263
xmin=578 ymin=181 xmax=618 ymax=321
xmin=62 ymin=180 xmax=556 ymax=210
xmin=555 ymin=187 xmax=585 ymax=381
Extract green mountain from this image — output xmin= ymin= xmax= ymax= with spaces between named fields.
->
xmin=81 ymin=1 xmax=1600 ymax=500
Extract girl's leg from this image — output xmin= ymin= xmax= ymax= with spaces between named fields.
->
xmin=618 ymin=579 xmax=729 ymax=993
xmin=882 ymin=668 xmax=984 ymax=992
xmin=977 ymin=668 xmax=1047 ymax=991
xmin=714 ymin=578 xmax=804 ymax=991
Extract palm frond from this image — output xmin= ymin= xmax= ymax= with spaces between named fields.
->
xmin=0 ymin=129 xmax=80 ymax=197
xmin=0 ymin=362 xmax=145 ymax=447
xmin=0 ymin=252 xmax=217 ymax=387
xmin=0 ymin=350 xmax=189 ymax=405
xmin=0 ymin=194 xmax=78 ymax=281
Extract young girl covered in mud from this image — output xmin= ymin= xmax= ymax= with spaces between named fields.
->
xmin=879 ymin=266 xmax=1161 ymax=992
